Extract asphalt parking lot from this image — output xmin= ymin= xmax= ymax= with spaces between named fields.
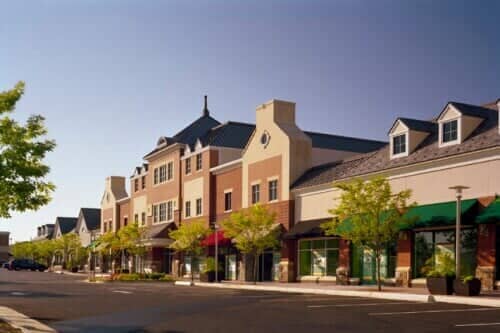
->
xmin=1 ymin=269 xmax=500 ymax=332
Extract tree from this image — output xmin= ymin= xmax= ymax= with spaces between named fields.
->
xmin=322 ymin=177 xmax=414 ymax=291
xmin=169 ymin=220 xmax=210 ymax=282
xmin=54 ymin=233 xmax=81 ymax=269
xmin=0 ymin=82 xmax=56 ymax=218
xmin=222 ymin=204 xmax=279 ymax=284
xmin=36 ymin=240 xmax=57 ymax=268
xmin=117 ymin=223 xmax=146 ymax=272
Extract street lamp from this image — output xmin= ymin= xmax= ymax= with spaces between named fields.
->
xmin=213 ymin=223 xmax=220 ymax=283
xmin=449 ymin=185 xmax=469 ymax=280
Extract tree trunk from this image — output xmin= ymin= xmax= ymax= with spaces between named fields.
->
xmin=191 ymin=255 xmax=195 ymax=283
xmin=376 ymin=250 xmax=382 ymax=292
xmin=253 ymin=252 xmax=259 ymax=285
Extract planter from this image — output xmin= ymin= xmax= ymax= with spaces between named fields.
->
xmin=426 ymin=276 xmax=454 ymax=295
xmin=453 ymin=278 xmax=481 ymax=296
xmin=200 ymin=271 xmax=224 ymax=283
xmin=71 ymin=267 xmax=78 ymax=273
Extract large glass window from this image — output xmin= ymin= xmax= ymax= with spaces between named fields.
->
xmin=442 ymin=120 xmax=458 ymax=143
xmin=252 ymin=184 xmax=260 ymax=204
xmin=298 ymin=238 xmax=339 ymax=277
xmin=414 ymin=228 xmax=477 ymax=278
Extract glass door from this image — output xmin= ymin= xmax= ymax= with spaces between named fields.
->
xmin=225 ymin=254 xmax=237 ymax=280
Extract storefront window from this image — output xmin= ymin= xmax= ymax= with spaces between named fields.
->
xmin=298 ymin=238 xmax=339 ymax=277
xmin=414 ymin=228 xmax=477 ymax=278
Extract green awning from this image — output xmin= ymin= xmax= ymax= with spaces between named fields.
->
xmin=476 ymin=198 xmax=500 ymax=224
xmin=402 ymin=199 xmax=477 ymax=229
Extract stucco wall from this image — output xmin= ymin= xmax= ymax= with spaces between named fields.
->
xmin=214 ymin=165 xmax=242 ymax=223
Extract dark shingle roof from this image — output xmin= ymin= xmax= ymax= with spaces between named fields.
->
xmin=80 ymin=208 xmax=101 ymax=231
xmin=173 ymin=114 xmax=221 ymax=148
xmin=304 ymin=131 xmax=386 ymax=153
xmin=294 ymin=105 xmax=499 ymax=190
xmin=396 ymin=118 xmax=436 ymax=134
xmin=200 ymin=122 xmax=255 ymax=149
xmin=56 ymin=217 xmax=78 ymax=234
xmin=450 ymin=102 xmax=492 ymax=119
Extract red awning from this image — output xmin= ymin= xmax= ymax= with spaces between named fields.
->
xmin=201 ymin=230 xmax=232 ymax=247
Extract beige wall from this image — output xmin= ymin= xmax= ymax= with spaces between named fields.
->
xmin=242 ymin=99 xmax=312 ymax=207
xmin=294 ymin=150 xmax=500 ymax=222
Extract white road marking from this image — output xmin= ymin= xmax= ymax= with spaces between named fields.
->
xmin=112 ymin=290 xmax=132 ymax=294
xmin=370 ymin=308 xmax=500 ymax=316
xmin=10 ymin=292 xmax=26 ymax=296
xmin=456 ymin=322 xmax=500 ymax=327
xmin=308 ymin=302 xmax=414 ymax=308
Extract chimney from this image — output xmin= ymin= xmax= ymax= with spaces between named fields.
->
xmin=256 ymin=99 xmax=296 ymax=128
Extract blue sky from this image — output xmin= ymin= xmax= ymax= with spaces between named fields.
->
xmin=1 ymin=0 xmax=499 ymax=242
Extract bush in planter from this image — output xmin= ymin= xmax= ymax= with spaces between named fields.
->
xmin=422 ymin=252 xmax=455 ymax=295
xmin=200 ymin=257 xmax=223 ymax=282
xmin=454 ymin=276 xmax=481 ymax=296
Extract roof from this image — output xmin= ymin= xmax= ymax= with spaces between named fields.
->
xmin=293 ymin=103 xmax=499 ymax=190
xmin=144 ymin=114 xmax=220 ymax=158
xmin=402 ymin=199 xmax=478 ymax=229
xmin=80 ymin=208 xmax=101 ymax=231
xmin=143 ymin=223 xmax=175 ymax=239
xmin=55 ymin=217 xmax=78 ymax=235
xmin=449 ymin=102 xmax=493 ymax=119
xmin=304 ymin=131 xmax=386 ymax=152
xmin=200 ymin=122 xmax=255 ymax=149
xmin=476 ymin=197 xmax=500 ymax=224
xmin=394 ymin=118 xmax=436 ymax=134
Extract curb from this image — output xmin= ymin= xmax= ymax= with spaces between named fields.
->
xmin=193 ymin=282 xmax=500 ymax=307
xmin=0 ymin=306 xmax=55 ymax=332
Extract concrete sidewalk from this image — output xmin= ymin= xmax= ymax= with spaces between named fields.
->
xmin=0 ymin=306 xmax=55 ymax=333
xmin=194 ymin=281 xmax=500 ymax=308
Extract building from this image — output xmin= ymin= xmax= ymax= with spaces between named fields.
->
xmin=33 ymin=224 xmax=55 ymax=241
xmin=100 ymin=96 xmax=499 ymax=288
xmin=291 ymin=100 xmax=500 ymax=290
xmin=53 ymin=217 xmax=78 ymax=239
xmin=75 ymin=208 xmax=101 ymax=247
xmin=100 ymin=97 xmax=385 ymax=278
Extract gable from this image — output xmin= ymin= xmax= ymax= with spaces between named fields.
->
xmin=439 ymin=104 xmax=461 ymax=122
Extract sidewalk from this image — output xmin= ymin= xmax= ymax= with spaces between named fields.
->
xmin=194 ymin=281 xmax=500 ymax=308
xmin=0 ymin=306 xmax=55 ymax=333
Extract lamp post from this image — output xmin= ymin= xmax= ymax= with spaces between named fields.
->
xmin=449 ymin=185 xmax=469 ymax=280
xmin=214 ymin=223 xmax=220 ymax=283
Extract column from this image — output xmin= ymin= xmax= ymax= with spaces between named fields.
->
xmin=476 ymin=224 xmax=496 ymax=291
xmin=395 ymin=230 xmax=413 ymax=287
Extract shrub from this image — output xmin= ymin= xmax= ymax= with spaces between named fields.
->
xmin=159 ymin=274 xmax=176 ymax=282
xmin=116 ymin=273 xmax=141 ymax=281
xmin=422 ymin=251 xmax=456 ymax=278
xmin=147 ymin=273 xmax=165 ymax=280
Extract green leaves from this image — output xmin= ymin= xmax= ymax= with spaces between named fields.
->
xmin=221 ymin=204 xmax=279 ymax=256
xmin=0 ymin=81 xmax=56 ymax=218
xmin=169 ymin=220 xmax=210 ymax=256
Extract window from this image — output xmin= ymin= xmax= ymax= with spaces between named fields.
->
xmin=159 ymin=165 xmax=167 ymax=183
xmin=196 ymin=198 xmax=202 ymax=216
xmin=442 ymin=120 xmax=458 ymax=143
xmin=141 ymin=176 xmax=146 ymax=189
xmin=167 ymin=161 xmax=173 ymax=180
xmin=196 ymin=153 xmax=202 ymax=171
xmin=392 ymin=134 xmax=406 ymax=155
xmin=167 ymin=201 xmax=173 ymax=221
xmin=414 ymin=228 xmax=477 ymax=278
xmin=185 ymin=201 xmax=191 ymax=218
xmin=269 ymin=180 xmax=278 ymax=201
xmin=103 ymin=222 xmax=107 ymax=233
xmin=134 ymin=179 xmax=139 ymax=192
xmin=153 ymin=205 xmax=159 ymax=223
xmin=299 ymin=238 xmax=339 ymax=277
xmin=134 ymin=214 xmax=139 ymax=223
xmin=251 ymin=184 xmax=260 ymax=204
xmin=141 ymin=212 xmax=146 ymax=226
xmin=123 ymin=217 xmax=128 ymax=227
xmin=224 ymin=192 xmax=232 ymax=212
xmin=159 ymin=203 xmax=167 ymax=222
xmin=154 ymin=168 xmax=159 ymax=185
xmin=185 ymin=158 xmax=191 ymax=174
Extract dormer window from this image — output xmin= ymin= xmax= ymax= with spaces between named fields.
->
xmin=392 ymin=134 xmax=406 ymax=156
xmin=442 ymin=120 xmax=458 ymax=143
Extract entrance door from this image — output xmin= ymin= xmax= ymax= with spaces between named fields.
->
xmin=259 ymin=252 xmax=274 ymax=281
xmin=225 ymin=254 xmax=237 ymax=280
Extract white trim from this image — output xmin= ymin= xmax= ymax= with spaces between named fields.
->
xmin=181 ymin=146 xmax=210 ymax=159
xmin=438 ymin=117 xmax=461 ymax=148
xmin=144 ymin=142 xmax=182 ymax=160
xmin=390 ymin=132 xmax=409 ymax=159
xmin=210 ymin=158 xmax=242 ymax=174
xmin=250 ymin=180 xmax=262 ymax=186
xmin=224 ymin=188 xmax=233 ymax=193
xmin=152 ymin=160 xmax=175 ymax=187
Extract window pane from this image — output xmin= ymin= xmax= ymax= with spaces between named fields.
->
xmin=312 ymin=248 xmax=326 ymax=276
xmin=299 ymin=240 xmax=311 ymax=250
xmin=312 ymin=239 xmax=324 ymax=249
xmin=414 ymin=231 xmax=433 ymax=278
xmin=326 ymin=238 xmax=339 ymax=249
xmin=299 ymin=251 xmax=311 ymax=276
xmin=326 ymin=249 xmax=339 ymax=276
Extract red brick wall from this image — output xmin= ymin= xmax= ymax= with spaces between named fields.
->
xmin=339 ymin=239 xmax=350 ymax=268
xmin=214 ymin=166 xmax=242 ymax=223
xmin=396 ymin=231 xmax=413 ymax=267
xmin=118 ymin=201 xmax=130 ymax=229
xmin=477 ymin=224 xmax=496 ymax=267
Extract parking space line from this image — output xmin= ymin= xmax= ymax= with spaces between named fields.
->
xmin=308 ymin=302 xmax=413 ymax=308
xmin=456 ymin=322 xmax=500 ymax=327
xmin=370 ymin=308 xmax=500 ymax=316
xmin=112 ymin=290 xmax=132 ymax=294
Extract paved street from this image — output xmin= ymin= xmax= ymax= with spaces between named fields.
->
xmin=1 ymin=270 xmax=500 ymax=332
